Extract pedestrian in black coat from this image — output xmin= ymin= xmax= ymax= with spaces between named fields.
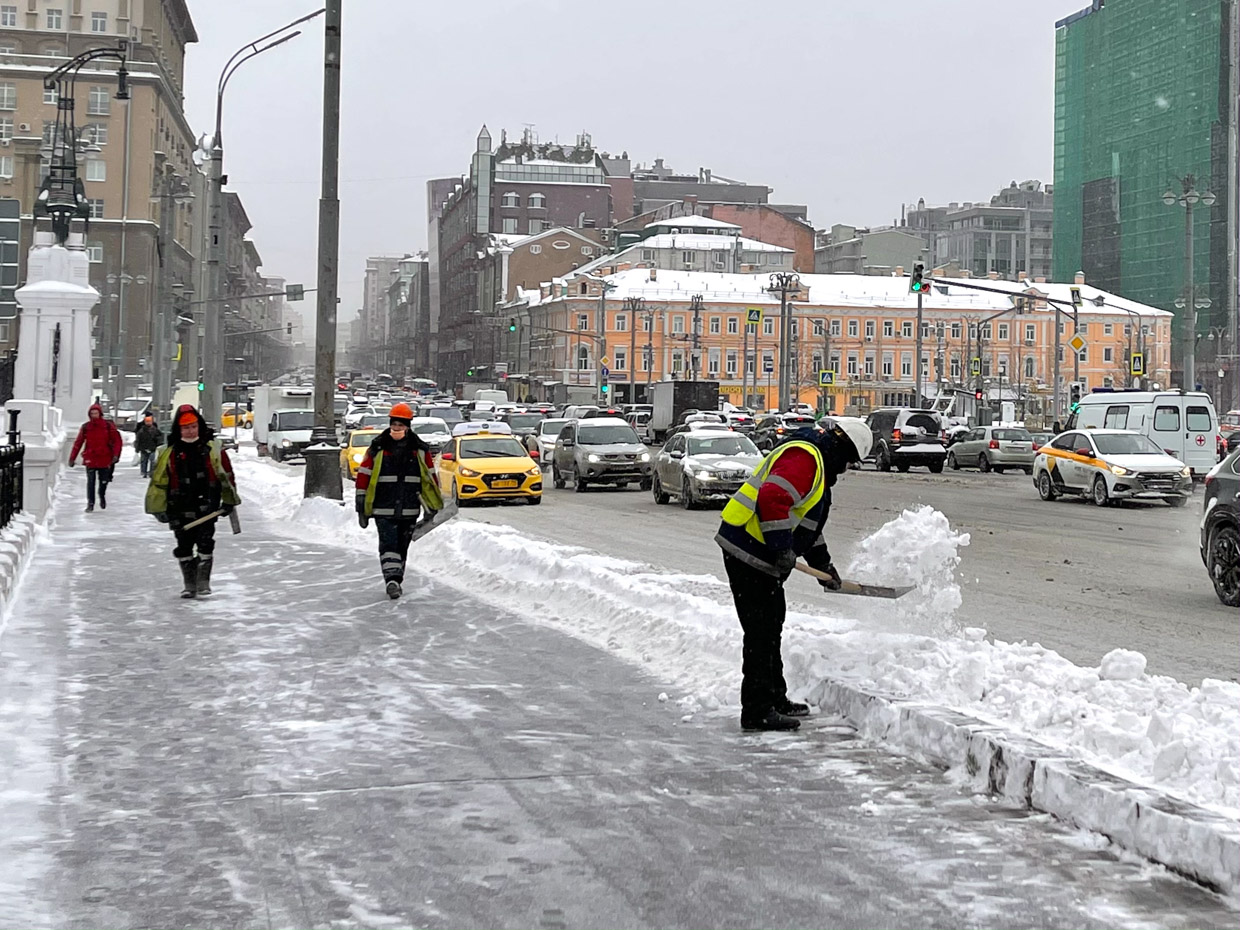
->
xmin=133 ymin=413 xmax=164 ymax=478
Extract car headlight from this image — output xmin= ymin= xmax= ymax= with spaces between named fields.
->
xmin=695 ymin=470 xmax=718 ymax=480
xmin=1109 ymin=465 xmax=1129 ymax=476
xmin=587 ymin=453 xmax=602 ymax=463
xmin=458 ymin=467 xmax=481 ymax=478
xmin=281 ymin=439 xmax=293 ymax=447
xmin=640 ymin=452 xmax=651 ymax=462
xmin=351 ymin=452 xmax=364 ymax=463
xmin=1181 ymin=465 xmax=1192 ymax=477
xmin=526 ymin=466 xmax=541 ymax=477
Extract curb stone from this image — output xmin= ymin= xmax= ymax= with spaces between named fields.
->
xmin=806 ymin=676 xmax=1239 ymax=895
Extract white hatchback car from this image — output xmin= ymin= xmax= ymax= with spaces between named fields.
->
xmin=1032 ymin=428 xmax=1193 ymax=507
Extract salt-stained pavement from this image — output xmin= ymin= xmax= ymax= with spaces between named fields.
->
xmin=0 ymin=466 xmax=1234 ymax=929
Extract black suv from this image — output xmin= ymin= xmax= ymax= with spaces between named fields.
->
xmin=1201 ymin=448 xmax=1239 ymax=607
xmin=752 ymin=413 xmax=818 ymax=451
xmin=866 ymin=408 xmax=947 ymax=473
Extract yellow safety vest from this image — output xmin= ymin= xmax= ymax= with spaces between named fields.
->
xmin=719 ymin=440 xmax=825 ymax=545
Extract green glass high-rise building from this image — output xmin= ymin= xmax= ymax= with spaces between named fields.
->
xmin=1053 ymin=0 xmax=1238 ymax=390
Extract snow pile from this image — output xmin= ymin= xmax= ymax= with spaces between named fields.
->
xmin=235 ymin=457 xmax=1240 ymax=818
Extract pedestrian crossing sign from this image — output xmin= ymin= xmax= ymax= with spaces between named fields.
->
xmin=970 ymin=357 xmax=981 ymax=376
xmin=818 ymin=369 xmax=835 ymax=386
xmin=1130 ymin=352 xmax=1144 ymax=376
xmin=746 ymin=308 xmax=762 ymax=325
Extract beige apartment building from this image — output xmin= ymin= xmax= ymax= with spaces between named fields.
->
xmin=0 ymin=0 xmax=197 ymax=404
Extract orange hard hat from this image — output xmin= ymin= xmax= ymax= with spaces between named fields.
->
xmin=389 ymin=402 xmax=414 ymax=422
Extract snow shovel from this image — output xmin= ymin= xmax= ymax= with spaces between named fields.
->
xmin=408 ymin=499 xmax=458 ymax=545
xmin=182 ymin=508 xmax=242 ymax=534
xmin=794 ymin=562 xmax=913 ymax=599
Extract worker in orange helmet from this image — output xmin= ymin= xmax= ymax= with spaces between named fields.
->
xmin=354 ymin=402 xmax=439 ymax=599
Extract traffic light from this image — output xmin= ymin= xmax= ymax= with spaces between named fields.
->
xmin=600 ymin=383 xmax=609 ymax=394
xmin=909 ymin=261 xmax=928 ymax=293
xmin=466 ymin=366 xmax=476 ymax=377
xmin=197 ymin=367 xmax=204 ymax=392
xmin=287 ymin=322 xmax=293 ymax=336
xmin=974 ymin=389 xmax=983 ymax=401
xmin=1069 ymin=381 xmax=1084 ymax=406
xmin=508 ymin=318 xmax=517 ymax=333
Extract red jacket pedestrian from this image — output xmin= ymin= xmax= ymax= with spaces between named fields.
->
xmin=69 ymin=403 xmax=123 ymax=468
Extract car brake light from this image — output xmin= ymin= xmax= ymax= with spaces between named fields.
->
xmin=989 ymin=439 xmax=1000 ymax=450
xmin=1032 ymin=442 xmax=1041 ymax=452
xmin=892 ymin=428 xmax=902 ymax=442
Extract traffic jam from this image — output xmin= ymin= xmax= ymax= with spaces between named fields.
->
xmin=294 ymin=373 xmax=1239 ymax=611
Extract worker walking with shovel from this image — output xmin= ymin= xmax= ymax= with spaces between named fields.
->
xmin=714 ymin=418 xmax=872 ymax=732
xmin=145 ymin=404 xmax=241 ymax=599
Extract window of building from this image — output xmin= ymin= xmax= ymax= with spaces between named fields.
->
xmin=90 ymin=11 xmax=108 ymax=32
xmin=0 ymin=83 xmax=15 ymax=111
xmin=982 ymin=323 xmax=992 ymax=339
xmin=0 ymin=118 xmax=11 ymax=141
xmin=864 ymin=320 xmax=875 ymax=339
xmin=726 ymin=350 xmax=737 ymax=377
xmin=613 ymin=313 xmax=627 ymax=332
xmin=46 ymin=7 xmax=62 ymax=29
xmin=500 ymin=192 xmax=518 ymax=207
xmin=864 ymin=355 xmax=875 ymax=378
xmin=87 ymin=86 xmax=109 ymax=116
xmin=1103 ymin=346 xmax=1113 ymax=362
xmin=86 ymin=242 xmax=103 ymax=263
xmin=501 ymin=217 xmax=517 ymax=234
xmin=0 ymin=7 xmax=15 ymax=28
xmin=577 ymin=313 xmax=589 ymax=331
xmin=830 ymin=319 xmax=841 ymax=337
xmin=811 ymin=319 xmax=823 ymax=336
xmin=43 ymin=85 xmax=58 ymax=105
xmin=882 ymin=354 xmax=893 ymax=377
xmin=671 ymin=350 xmax=684 ymax=374
xmin=576 ymin=345 xmax=590 ymax=370
xmin=763 ymin=318 xmax=774 ymax=337
xmin=950 ymin=322 xmax=960 ymax=339
xmin=997 ymin=323 xmax=1009 ymax=340
xmin=709 ymin=316 xmax=721 ymax=334
xmin=901 ymin=354 xmax=912 ymax=377
xmin=0 ymin=322 xmax=8 ymax=343
xmin=846 ymin=353 xmax=858 ymax=377
xmin=528 ymin=192 xmax=546 ymax=208
xmin=640 ymin=351 xmax=651 ymax=372
xmin=0 ymin=45 xmax=15 ymax=54
xmin=0 ymin=155 xmax=11 ymax=179
xmin=901 ymin=320 xmax=914 ymax=338
xmin=1078 ymin=347 xmax=1088 ymax=363
xmin=527 ymin=219 xmax=543 ymax=235
xmin=642 ymin=314 xmax=652 ymax=333
xmin=726 ymin=316 xmax=738 ymax=334
xmin=528 ymin=243 xmax=541 ymax=255
xmin=883 ymin=320 xmax=894 ymax=337
xmin=707 ymin=351 xmax=720 ymax=376
xmin=1025 ymin=357 xmax=1035 ymax=378
xmin=641 ymin=249 xmax=654 ymax=262
xmin=1025 ymin=323 xmax=1036 ymax=343
xmin=671 ymin=315 xmax=684 ymax=334
xmin=790 ymin=319 xmax=798 ymax=337
xmin=580 ymin=245 xmax=592 ymax=256
xmin=847 ymin=319 xmax=858 ymax=337
xmin=950 ymin=356 xmax=961 ymax=378
xmin=1103 ymin=322 xmax=1113 ymax=336
xmin=680 ymin=250 xmax=695 ymax=264
xmin=968 ymin=322 xmax=978 ymax=338
xmin=87 ymin=199 xmax=104 ymax=218
xmin=614 ymin=347 xmax=627 ymax=371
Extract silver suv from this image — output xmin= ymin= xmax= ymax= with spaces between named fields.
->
xmin=552 ymin=418 xmax=653 ymax=492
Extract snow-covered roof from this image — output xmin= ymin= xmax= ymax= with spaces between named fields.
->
xmin=491 ymin=233 xmax=529 ymax=248
xmin=636 ymin=234 xmax=792 ymax=253
xmin=938 ymin=278 xmax=1173 ymax=319
xmin=644 ymin=215 xmax=741 ymax=232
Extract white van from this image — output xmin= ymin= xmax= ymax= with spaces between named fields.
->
xmin=1070 ymin=390 xmax=1217 ymax=476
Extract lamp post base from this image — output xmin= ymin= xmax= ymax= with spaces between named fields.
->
xmin=303 ymin=427 xmax=343 ymax=500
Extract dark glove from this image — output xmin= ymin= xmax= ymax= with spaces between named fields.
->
xmin=358 ymin=513 xmax=369 ymax=529
xmin=68 ymin=459 xmax=76 ymax=468
xmin=774 ymin=549 xmax=797 ymax=575
xmin=220 ymin=503 xmax=235 ymax=515
xmin=818 ymin=562 xmax=843 ymax=591
xmin=155 ymin=513 xmax=169 ymax=524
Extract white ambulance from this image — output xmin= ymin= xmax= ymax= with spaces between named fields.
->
xmin=1068 ymin=389 xmax=1218 ymax=477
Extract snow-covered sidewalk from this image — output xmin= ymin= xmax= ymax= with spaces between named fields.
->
xmin=5 ymin=459 xmax=1237 ymax=927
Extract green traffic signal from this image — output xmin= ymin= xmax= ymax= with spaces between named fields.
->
xmin=911 ymin=280 xmax=926 ymax=292
xmin=197 ymin=381 xmax=204 ymax=391
xmin=508 ymin=318 xmax=517 ymax=332
xmin=600 ymin=383 xmax=609 ymax=393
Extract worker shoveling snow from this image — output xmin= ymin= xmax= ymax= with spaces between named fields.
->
xmin=238 ymin=456 xmax=1240 ymax=819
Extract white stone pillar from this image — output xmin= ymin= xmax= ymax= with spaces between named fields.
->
xmin=13 ymin=231 xmax=100 ymax=430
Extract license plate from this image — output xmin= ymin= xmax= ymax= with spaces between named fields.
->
xmin=493 ymin=480 xmax=518 ymax=488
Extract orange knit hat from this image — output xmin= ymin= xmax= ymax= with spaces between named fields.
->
xmin=178 ymin=410 xmax=198 ymax=426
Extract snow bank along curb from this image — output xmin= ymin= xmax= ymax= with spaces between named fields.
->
xmin=811 ymin=677 xmax=1240 ymax=894
xmin=0 ymin=512 xmax=40 ymax=618
xmin=235 ymin=455 xmax=1240 ymax=895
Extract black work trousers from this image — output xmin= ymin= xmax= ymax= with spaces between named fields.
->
xmin=376 ymin=517 xmax=417 ymax=582
xmin=86 ymin=466 xmax=111 ymax=506
xmin=723 ymin=552 xmax=789 ymax=718
xmin=173 ymin=520 xmax=216 ymax=560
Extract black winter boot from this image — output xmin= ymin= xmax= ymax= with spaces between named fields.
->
xmin=385 ymin=580 xmax=402 ymax=600
xmin=179 ymin=557 xmax=199 ymax=599
xmin=740 ymin=709 xmax=801 ymax=732
xmin=776 ymin=699 xmax=810 ymax=717
xmin=196 ymin=555 xmax=214 ymax=596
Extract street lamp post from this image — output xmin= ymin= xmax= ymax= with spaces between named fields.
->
xmin=152 ymin=168 xmax=193 ymax=425
xmin=624 ymin=295 xmax=644 ymax=404
xmin=202 ymin=9 xmax=321 ymax=428
xmin=768 ymin=272 xmax=800 ymax=410
xmin=1163 ymin=175 xmax=1216 ymax=391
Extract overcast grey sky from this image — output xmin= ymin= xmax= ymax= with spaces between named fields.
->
xmin=183 ymin=0 xmax=1073 ymax=327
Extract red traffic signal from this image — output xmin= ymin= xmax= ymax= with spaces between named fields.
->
xmin=974 ymin=390 xmax=983 ymax=401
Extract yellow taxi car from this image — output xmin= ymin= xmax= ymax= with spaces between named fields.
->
xmin=439 ymin=422 xmax=542 ymax=505
xmin=340 ymin=428 xmax=382 ymax=480
xmin=220 ymin=403 xmax=254 ymax=429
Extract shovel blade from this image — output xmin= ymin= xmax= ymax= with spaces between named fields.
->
xmin=409 ymin=500 xmax=459 ymax=545
xmin=838 ymin=579 xmax=915 ymax=599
